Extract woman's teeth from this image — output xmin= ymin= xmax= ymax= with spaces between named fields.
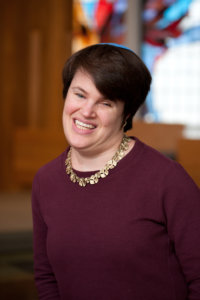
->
xmin=75 ymin=120 xmax=95 ymax=130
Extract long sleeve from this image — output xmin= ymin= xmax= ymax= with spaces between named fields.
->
xmin=163 ymin=163 xmax=200 ymax=300
xmin=32 ymin=174 xmax=60 ymax=300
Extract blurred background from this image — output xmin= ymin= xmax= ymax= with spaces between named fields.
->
xmin=0 ymin=0 xmax=200 ymax=298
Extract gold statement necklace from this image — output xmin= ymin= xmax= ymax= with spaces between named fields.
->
xmin=65 ymin=135 xmax=130 ymax=187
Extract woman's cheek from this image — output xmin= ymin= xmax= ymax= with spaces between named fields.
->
xmin=64 ymin=100 xmax=76 ymax=115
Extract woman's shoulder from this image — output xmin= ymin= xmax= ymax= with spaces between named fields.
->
xmin=133 ymin=137 xmax=199 ymax=190
xmin=132 ymin=136 xmax=178 ymax=169
xmin=33 ymin=148 xmax=68 ymax=182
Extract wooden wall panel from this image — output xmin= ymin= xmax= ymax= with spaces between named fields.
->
xmin=127 ymin=122 xmax=184 ymax=158
xmin=13 ymin=128 xmax=67 ymax=187
xmin=0 ymin=1 xmax=25 ymax=189
xmin=177 ymin=139 xmax=200 ymax=187
xmin=0 ymin=0 xmax=72 ymax=190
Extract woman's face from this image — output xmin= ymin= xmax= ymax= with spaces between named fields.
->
xmin=62 ymin=69 xmax=124 ymax=155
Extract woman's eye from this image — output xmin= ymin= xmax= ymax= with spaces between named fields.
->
xmin=75 ymin=93 xmax=85 ymax=99
xmin=102 ymin=102 xmax=112 ymax=107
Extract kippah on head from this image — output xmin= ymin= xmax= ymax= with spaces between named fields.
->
xmin=97 ymin=43 xmax=135 ymax=54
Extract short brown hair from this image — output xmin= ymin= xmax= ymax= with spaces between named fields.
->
xmin=62 ymin=44 xmax=152 ymax=131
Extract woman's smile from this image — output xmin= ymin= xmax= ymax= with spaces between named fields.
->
xmin=73 ymin=119 xmax=97 ymax=132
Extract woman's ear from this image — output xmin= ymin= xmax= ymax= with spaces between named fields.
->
xmin=122 ymin=114 xmax=130 ymax=128
xmin=122 ymin=114 xmax=131 ymax=128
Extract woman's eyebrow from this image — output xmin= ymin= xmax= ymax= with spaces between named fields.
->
xmin=71 ymin=86 xmax=86 ymax=93
xmin=71 ymin=86 xmax=106 ymax=100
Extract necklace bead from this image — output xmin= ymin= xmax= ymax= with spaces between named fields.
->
xmin=65 ymin=135 xmax=130 ymax=187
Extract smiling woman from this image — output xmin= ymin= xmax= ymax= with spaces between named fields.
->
xmin=31 ymin=44 xmax=200 ymax=300
xmin=62 ymin=69 xmax=126 ymax=166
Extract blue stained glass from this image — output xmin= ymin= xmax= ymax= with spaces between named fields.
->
xmin=143 ymin=9 xmax=158 ymax=22
xmin=80 ymin=0 xmax=98 ymax=28
xmin=142 ymin=0 xmax=200 ymax=125
xmin=167 ymin=26 xmax=200 ymax=47
xmin=156 ymin=0 xmax=193 ymax=29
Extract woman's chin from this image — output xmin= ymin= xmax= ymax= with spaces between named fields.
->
xmin=68 ymin=137 xmax=93 ymax=151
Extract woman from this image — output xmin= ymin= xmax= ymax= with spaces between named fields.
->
xmin=32 ymin=44 xmax=200 ymax=300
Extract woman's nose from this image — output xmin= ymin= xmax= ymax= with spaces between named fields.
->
xmin=81 ymin=100 xmax=96 ymax=118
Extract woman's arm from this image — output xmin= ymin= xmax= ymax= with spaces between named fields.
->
xmin=164 ymin=163 xmax=200 ymax=300
xmin=32 ymin=175 xmax=60 ymax=300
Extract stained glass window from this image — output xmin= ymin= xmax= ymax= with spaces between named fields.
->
xmin=72 ymin=0 xmax=128 ymax=52
xmin=142 ymin=0 xmax=200 ymax=128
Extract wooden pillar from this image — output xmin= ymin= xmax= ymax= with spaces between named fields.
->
xmin=125 ymin=0 xmax=142 ymax=55
xmin=41 ymin=0 xmax=72 ymax=130
xmin=26 ymin=0 xmax=72 ymax=130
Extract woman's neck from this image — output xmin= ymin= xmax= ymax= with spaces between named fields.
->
xmin=70 ymin=137 xmax=135 ymax=172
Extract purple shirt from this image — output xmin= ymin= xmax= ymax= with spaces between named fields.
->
xmin=32 ymin=137 xmax=200 ymax=299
